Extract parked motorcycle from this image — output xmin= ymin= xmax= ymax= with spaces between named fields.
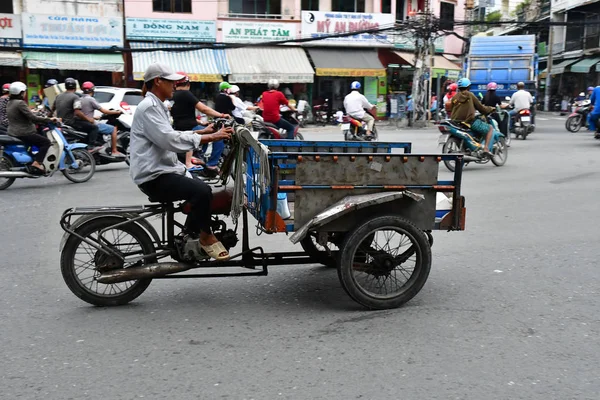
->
xmin=438 ymin=112 xmax=508 ymax=172
xmin=565 ymin=100 xmax=593 ymax=133
xmin=0 ymin=123 xmax=96 ymax=190
xmin=341 ymin=112 xmax=378 ymax=141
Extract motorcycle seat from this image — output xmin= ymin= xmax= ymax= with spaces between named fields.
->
xmin=142 ymin=187 xmax=233 ymax=216
xmin=0 ymin=135 xmax=24 ymax=145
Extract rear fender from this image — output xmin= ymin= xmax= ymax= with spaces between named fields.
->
xmin=59 ymin=213 xmax=161 ymax=252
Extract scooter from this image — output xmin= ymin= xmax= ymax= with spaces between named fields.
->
xmin=438 ymin=111 xmax=508 ymax=172
xmin=511 ymin=108 xmax=535 ymax=139
xmin=252 ymin=108 xmax=304 ymax=140
xmin=0 ymin=123 xmax=96 ymax=190
xmin=565 ymin=100 xmax=593 ymax=133
xmin=341 ymin=111 xmax=378 ymax=141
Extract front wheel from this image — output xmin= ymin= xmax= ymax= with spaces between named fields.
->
xmin=61 ymin=217 xmax=156 ymax=306
xmin=442 ymin=136 xmax=463 ymax=172
xmin=0 ymin=156 xmax=15 ymax=190
xmin=294 ymin=132 xmax=304 ymax=141
xmin=337 ymin=215 xmax=432 ymax=310
xmin=62 ymin=149 xmax=96 ymax=183
xmin=566 ymin=115 xmax=582 ymax=133
xmin=491 ymin=137 xmax=508 ymax=166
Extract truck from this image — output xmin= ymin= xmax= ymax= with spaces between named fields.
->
xmin=464 ymin=35 xmax=538 ymax=100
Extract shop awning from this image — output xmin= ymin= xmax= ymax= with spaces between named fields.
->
xmin=570 ymin=57 xmax=600 ymax=73
xmin=130 ymin=42 xmax=230 ymax=82
xmin=23 ymin=52 xmax=124 ymax=72
xmin=226 ymin=47 xmax=313 ymax=83
xmin=540 ymin=58 xmax=580 ymax=75
xmin=308 ymin=49 xmax=385 ymax=77
xmin=391 ymin=51 xmax=416 ymax=66
xmin=0 ymin=51 xmax=22 ymax=67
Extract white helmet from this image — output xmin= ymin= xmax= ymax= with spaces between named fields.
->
xmin=9 ymin=81 xmax=27 ymax=96
xmin=229 ymin=85 xmax=240 ymax=94
xmin=268 ymin=79 xmax=279 ymax=89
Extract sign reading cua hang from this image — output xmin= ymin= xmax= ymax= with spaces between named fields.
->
xmin=222 ymin=21 xmax=297 ymax=43
xmin=301 ymin=11 xmax=394 ymax=47
xmin=21 ymin=13 xmax=123 ymax=48
xmin=0 ymin=13 xmax=23 ymax=47
xmin=126 ymin=18 xmax=216 ymax=42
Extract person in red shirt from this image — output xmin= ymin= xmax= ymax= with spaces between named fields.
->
xmin=261 ymin=79 xmax=297 ymax=139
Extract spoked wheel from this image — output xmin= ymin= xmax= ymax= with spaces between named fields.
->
xmin=442 ymin=136 xmax=463 ymax=172
xmin=61 ymin=217 xmax=156 ymax=306
xmin=566 ymin=115 xmax=582 ymax=133
xmin=62 ymin=149 xmax=96 ymax=183
xmin=491 ymin=137 xmax=508 ymax=166
xmin=300 ymin=232 xmax=344 ymax=268
xmin=0 ymin=156 xmax=15 ymax=190
xmin=338 ymin=215 xmax=432 ymax=310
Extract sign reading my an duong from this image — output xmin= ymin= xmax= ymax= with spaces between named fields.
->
xmin=125 ymin=18 xmax=216 ymax=42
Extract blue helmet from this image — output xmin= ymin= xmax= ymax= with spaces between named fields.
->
xmin=350 ymin=81 xmax=361 ymax=90
xmin=457 ymin=78 xmax=471 ymax=89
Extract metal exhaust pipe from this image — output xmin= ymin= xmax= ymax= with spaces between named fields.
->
xmin=96 ymin=262 xmax=193 ymax=284
xmin=0 ymin=171 xmax=35 ymax=178
xmin=463 ymin=155 xmax=482 ymax=162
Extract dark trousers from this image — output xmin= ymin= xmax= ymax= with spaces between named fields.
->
xmin=274 ymin=118 xmax=295 ymax=139
xmin=139 ymin=173 xmax=213 ymax=234
xmin=72 ymin=120 xmax=99 ymax=145
xmin=20 ymin=133 xmax=51 ymax=164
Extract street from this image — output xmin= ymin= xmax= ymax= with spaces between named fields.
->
xmin=2 ymin=115 xmax=599 ymax=400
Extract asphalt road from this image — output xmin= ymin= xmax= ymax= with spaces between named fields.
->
xmin=2 ymin=115 xmax=599 ymax=399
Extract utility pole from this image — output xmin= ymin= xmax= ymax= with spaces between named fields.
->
xmin=544 ymin=14 xmax=554 ymax=112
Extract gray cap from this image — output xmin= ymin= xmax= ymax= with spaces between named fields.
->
xmin=144 ymin=62 xmax=184 ymax=82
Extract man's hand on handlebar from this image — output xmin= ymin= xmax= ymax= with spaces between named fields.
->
xmin=212 ymin=127 xmax=233 ymax=141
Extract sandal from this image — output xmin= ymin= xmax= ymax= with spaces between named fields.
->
xmin=200 ymin=241 xmax=230 ymax=261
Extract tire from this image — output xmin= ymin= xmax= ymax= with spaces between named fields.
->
xmin=123 ymin=145 xmax=130 ymax=166
xmin=337 ymin=215 xmax=432 ymax=310
xmin=0 ymin=156 xmax=15 ymax=190
xmin=62 ymin=149 xmax=96 ymax=183
xmin=566 ymin=116 xmax=581 ymax=132
xmin=61 ymin=217 xmax=155 ymax=306
xmin=442 ymin=136 xmax=462 ymax=172
xmin=504 ymin=131 xmax=512 ymax=147
xmin=295 ymin=132 xmax=304 ymax=141
xmin=300 ymin=232 xmax=342 ymax=268
xmin=491 ymin=137 xmax=508 ymax=166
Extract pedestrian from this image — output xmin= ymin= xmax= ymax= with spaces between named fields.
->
xmin=406 ymin=95 xmax=414 ymax=127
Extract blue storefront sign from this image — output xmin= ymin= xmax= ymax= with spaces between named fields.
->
xmin=21 ymin=13 xmax=124 ymax=49
xmin=0 ymin=13 xmax=22 ymax=47
xmin=126 ymin=18 xmax=216 ymax=42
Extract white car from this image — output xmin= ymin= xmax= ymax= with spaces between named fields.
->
xmin=92 ymin=87 xmax=143 ymax=124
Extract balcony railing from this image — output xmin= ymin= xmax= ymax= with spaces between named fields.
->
xmin=565 ymin=38 xmax=583 ymax=52
xmin=219 ymin=12 xmax=284 ymax=20
xmin=585 ymin=34 xmax=600 ymax=51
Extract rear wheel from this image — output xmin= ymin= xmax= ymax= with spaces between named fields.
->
xmin=337 ymin=215 xmax=432 ymax=310
xmin=61 ymin=217 xmax=155 ymax=306
xmin=491 ymin=137 xmax=508 ymax=166
xmin=0 ymin=156 xmax=15 ymax=190
xmin=295 ymin=132 xmax=304 ymax=141
xmin=566 ymin=115 xmax=582 ymax=133
xmin=62 ymin=149 xmax=96 ymax=183
xmin=442 ymin=136 xmax=463 ymax=172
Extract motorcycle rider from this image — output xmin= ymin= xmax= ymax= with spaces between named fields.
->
xmin=586 ymin=86 xmax=594 ymax=100
xmin=443 ymin=83 xmax=458 ymax=104
xmin=344 ymin=81 xmax=376 ymax=137
xmin=6 ymin=82 xmax=59 ymax=174
xmin=42 ymin=79 xmax=58 ymax=111
xmin=214 ymin=82 xmax=236 ymax=119
xmin=509 ymin=82 xmax=533 ymax=129
xmin=53 ymin=78 xmax=101 ymax=147
xmin=0 ymin=83 xmax=10 ymax=129
xmin=482 ymin=82 xmax=505 ymax=107
xmin=447 ymin=78 xmax=495 ymax=156
xmin=130 ymin=62 xmax=233 ymax=261
xmin=230 ymin=85 xmax=258 ymax=125
xmin=79 ymin=81 xmax=126 ymax=159
xmin=261 ymin=79 xmax=297 ymax=139
xmin=589 ymin=86 xmax=600 ymax=137
xmin=171 ymin=72 xmax=228 ymax=171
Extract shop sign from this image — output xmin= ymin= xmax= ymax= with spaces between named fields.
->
xmin=222 ymin=21 xmax=296 ymax=43
xmin=229 ymin=73 xmax=313 ymax=84
xmin=126 ymin=18 xmax=216 ymax=42
xmin=315 ymin=68 xmax=386 ymax=77
xmin=301 ymin=11 xmax=394 ymax=47
xmin=21 ymin=13 xmax=123 ymax=48
xmin=0 ymin=13 xmax=22 ymax=47
xmin=393 ymin=32 xmax=444 ymax=52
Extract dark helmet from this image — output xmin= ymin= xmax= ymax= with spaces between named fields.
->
xmin=45 ymin=79 xmax=58 ymax=88
xmin=64 ymin=78 xmax=77 ymax=90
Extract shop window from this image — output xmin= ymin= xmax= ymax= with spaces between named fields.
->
xmin=439 ymin=2 xmax=455 ymax=30
xmin=0 ymin=2 xmax=12 ymax=13
xmin=381 ymin=0 xmax=391 ymax=14
xmin=396 ymin=0 xmax=405 ymax=21
xmin=302 ymin=0 xmax=319 ymax=11
xmin=229 ymin=0 xmax=282 ymax=16
xmin=152 ymin=0 xmax=192 ymax=13
xmin=332 ymin=0 xmax=365 ymax=12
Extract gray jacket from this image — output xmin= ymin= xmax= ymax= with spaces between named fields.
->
xmin=7 ymin=99 xmax=52 ymax=137
xmin=129 ymin=92 xmax=202 ymax=186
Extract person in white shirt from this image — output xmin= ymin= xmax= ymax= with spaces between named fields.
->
xmin=509 ymin=82 xmax=534 ymax=128
xmin=343 ymin=81 xmax=376 ymax=136
xmin=229 ymin=85 xmax=258 ymax=124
